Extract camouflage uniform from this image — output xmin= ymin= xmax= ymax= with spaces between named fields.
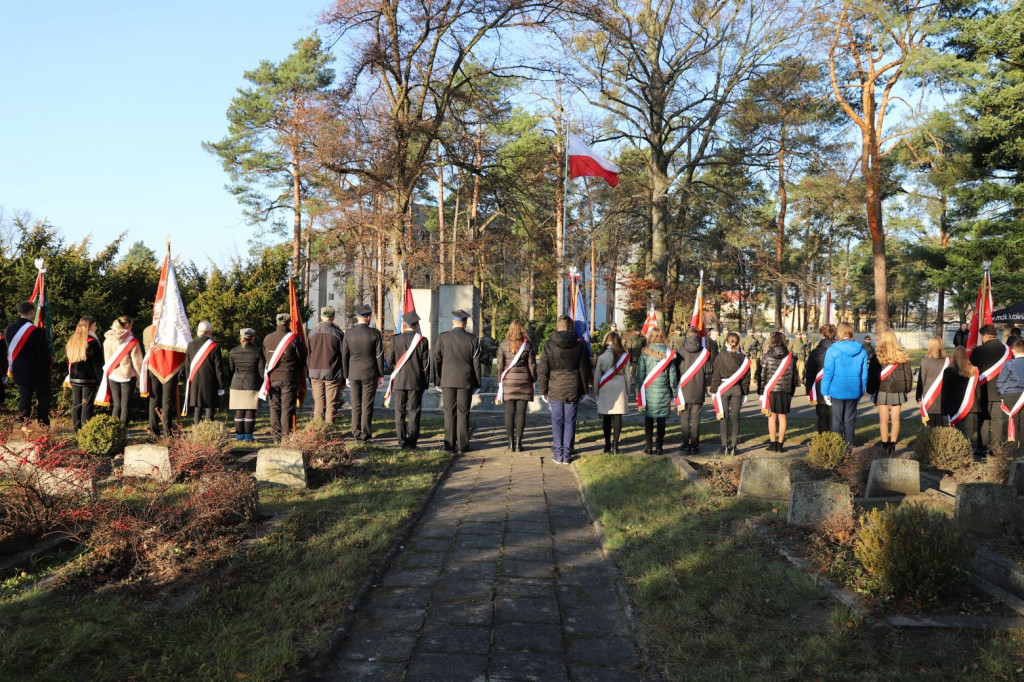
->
xmin=479 ymin=330 xmax=499 ymax=377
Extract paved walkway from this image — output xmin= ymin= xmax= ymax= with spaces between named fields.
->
xmin=323 ymin=419 xmax=647 ymax=681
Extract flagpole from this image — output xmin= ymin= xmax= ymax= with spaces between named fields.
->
xmin=561 ymin=120 xmax=570 ymax=317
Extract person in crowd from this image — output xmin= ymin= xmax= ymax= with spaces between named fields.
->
xmin=972 ymin=324 xmax=1009 ymax=455
xmin=434 ymin=309 xmax=480 ymax=454
xmin=709 ymin=332 xmax=750 ymax=455
xmin=805 ymin=324 xmax=836 ymax=434
xmin=915 ymin=336 xmax=948 ymax=429
xmin=262 ymin=312 xmax=305 ymax=442
xmin=953 ymin=322 xmax=970 ymax=349
xmin=65 ymin=316 xmax=103 ymax=431
xmin=757 ymin=331 xmax=797 ymax=452
xmin=637 ymin=327 xmax=677 ymax=456
xmin=668 ymin=326 xmax=685 ymax=355
xmin=386 ymin=311 xmax=430 ymax=449
xmin=342 ymin=304 xmax=384 ymax=443
xmin=141 ymin=322 xmax=180 ymax=438
xmin=705 ymin=328 xmax=720 ymax=360
xmin=537 ymin=315 xmax=591 ymax=463
xmin=229 ymin=328 xmax=263 ymax=441
xmin=821 ymin=322 xmax=869 ymax=445
xmin=739 ymin=329 xmax=757 ymax=356
xmin=182 ymin=320 xmax=223 ymax=425
xmin=861 ymin=334 xmax=875 ymax=359
xmin=866 ymin=329 xmax=914 ymax=453
xmin=495 ymin=320 xmax=535 ymax=453
xmin=1006 ymin=327 xmax=1022 ymax=349
xmin=623 ymin=328 xmax=646 ymax=384
xmin=102 ymin=315 xmax=143 ymax=425
xmin=998 ymin=339 xmax=1024 ymax=444
xmin=479 ymin=325 xmax=499 ymax=378
xmin=594 ymin=330 xmax=631 ymax=454
xmin=942 ymin=346 xmax=980 ymax=441
xmin=526 ymin=320 xmax=539 ymax=356
xmin=789 ymin=332 xmax=806 ymax=385
xmin=676 ymin=326 xmax=712 ymax=454
xmin=307 ymin=306 xmax=345 ymax=425
xmin=6 ymin=302 xmax=52 ymax=426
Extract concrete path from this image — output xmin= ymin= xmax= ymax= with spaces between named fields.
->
xmin=322 ymin=419 xmax=647 ymax=681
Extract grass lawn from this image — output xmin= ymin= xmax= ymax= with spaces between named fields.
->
xmin=574 ymin=454 xmax=1024 ymax=680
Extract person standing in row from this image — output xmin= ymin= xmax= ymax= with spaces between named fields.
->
xmin=805 ymin=324 xmax=836 ymax=434
xmin=998 ymin=339 xmax=1024 ymax=443
xmin=386 ymin=311 xmax=430 ymax=449
xmin=142 ymin=322 xmax=179 ymax=438
xmin=495 ymin=319 xmax=535 ymax=453
xmin=710 ymin=332 xmax=750 ymax=455
xmin=229 ymin=328 xmax=264 ymax=441
xmin=972 ymin=324 xmax=1009 ymax=455
xmin=262 ymin=312 xmax=305 ymax=442
xmin=342 ymin=304 xmax=384 ymax=443
xmin=537 ymin=315 xmax=591 ymax=463
xmin=6 ymin=302 xmax=52 ymax=426
xmin=676 ymin=327 xmax=712 ymax=454
xmin=916 ymin=336 xmax=949 ymax=428
xmin=942 ymin=347 xmax=980 ymax=441
xmin=953 ymin=322 xmax=970 ymax=349
xmin=102 ymin=315 xmax=143 ymax=425
xmin=637 ymin=327 xmax=676 ymax=456
xmin=821 ymin=322 xmax=868 ymax=445
xmin=867 ymin=329 xmax=913 ymax=453
xmin=1007 ymin=327 xmax=1022 ymax=350
xmin=757 ymin=331 xmax=797 ymax=452
xmin=479 ymin=326 xmax=498 ymax=378
xmin=789 ymin=332 xmax=806 ymax=385
xmin=595 ymin=330 xmax=630 ymax=454
xmin=623 ymin=329 xmax=646 ymax=384
xmin=307 ymin=306 xmax=345 ymax=425
xmin=861 ymin=335 xmax=875 ymax=360
xmin=183 ymin=321 xmax=223 ymax=425
xmin=65 ymin=316 xmax=103 ymax=431
xmin=434 ymin=309 xmax=480 ymax=454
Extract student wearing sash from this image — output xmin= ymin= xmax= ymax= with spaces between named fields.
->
xmin=972 ymin=324 xmax=1009 ymax=454
xmin=821 ymin=322 xmax=868 ymax=445
xmin=495 ymin=320 xmax=535 ymax=453
xmin=709 ymin=332 xmax=749 ymax=455
xmin=102 ymin=315 xmax=144 ymax=425
xmin=637 ymin=327 xmax=677 ymax=456
xmin=915 ymin=336 xmax=948 ymax=429
xmin=757 ymin=331 xmax=797 ymax=452
xmin=229 ymin=328 xmax=264 ymax=441
xmin=805 ymin=324 xmax=836 ymax=434
xmin=142 ymin=323 xmax=181 ymax=438
xmin=676 ymin=327 xmax=711 ymax=454
xmin=386 ymin=311 xmax=430 ymax=449
xmin=942 ymin=347 xmax=980 ymax=441
xmin=434 ymin=309 xmax=481 ymax=454
xmin=595 ymin=331 xmax=630 ymax=454
xmin=997 ymin=339 xmax=1024 ymax=443
xmin=865 ymin=329 xmax=913 ymax=453
xmin=537 ymin=315 xmax=591 ymax=463
xmin=65 ymin=317 xmax=104 ymax=431
xmin=183 ymin=321 xmax=224 ymax=424
xmin=263 ymin=312 xmax=305 ymax=442
xmin=6 ymin=302 xmax=52 ymax=426
xmin=342 ymin=304 xmax=384 ymax=442
xmin=307 ymin=306 xmax=345 ymax=425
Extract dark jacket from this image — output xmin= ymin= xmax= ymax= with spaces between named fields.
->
xmin=342 ymin=322 xmax=384 ymax=381
xmin=757 ymin=344 xmax=797 ymax=395
xmin=997 ymin=356 xmax=1024 ymax=397
xmin=537 ymin=331 xmax=591 ymax=403
xmin=821 ymin=339 xmax=868 ymax=400
xmin=229 ymin=343 xmax=264 ymax=391
xmin=916 ymin=357 xmax=948 ymax=415
xmin=68 ymin=335 xmax=104 ymax=386
xmin=434 ymin=327 xmax=480 ymax=389
xmin=804 ymin=338 xmax=834 ymax=395
xmin=263 ymin=325 xmax=305 ymax=383
xmin=185 ymin=336 xmax=224 ymax=407
xmin=710 ymin=348 xmax=751 ymax=398
xmin=636 ymin=343 xmax=677 ymax=417
xmin=4 ymin=318 xmax=50 ymax=385
xmin=953 ymin=327 xmax=970 ymax=348
xmin=971 ymin=338 xmax=1009 ymax=402
xmin=307 ymin=320 xmax=344 ymax=381
xmin=867 ymin=357 xmax=913 ymax=395
xmin=387 ymin=330 xmax=430 ymax=391
xmin=496 ymin=338 xmax=536 ymax=401
xmin=941 ymin=366 xmax=980 ymax=417
xmin=676 ymin=335 xmax=711 ymax=405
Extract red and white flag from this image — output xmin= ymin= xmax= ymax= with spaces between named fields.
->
xmin=966 ymin=267 xmax=994 ymax=352
xmin=641 ymin=304 xmax=658 ymax=336
xmin=690 ymin=271 xmax=706 ymax=340
xmin=568 ymin=133 xmax=620 ymax=188
xmin=140 ymin=245 xmax=191 ymax=396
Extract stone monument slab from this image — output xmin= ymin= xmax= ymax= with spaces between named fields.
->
xmin=256 ymin=448 xmax=307 ymax=488
xmin=865 ymin=458 xmax=920 ymax=497
xmin=955 ymin=483 xmax=1018 ymax=535
xmin=411 ymin=288 xmax=439 ymax=351
xmin=122 ymin=444 xmax=173 ymax=482
xmin=788 ymin=481 xmax=852 ymax=527
xmin=438 ymin=284 xmax=480 ymax=335
xmin=737 ymin=458 xmax=791 ymax=499
xmin=1009 ymin=459 xmax=1024 ymax=495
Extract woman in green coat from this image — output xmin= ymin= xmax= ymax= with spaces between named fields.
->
xmin=637 ymin=327 xmax=678 ymax=454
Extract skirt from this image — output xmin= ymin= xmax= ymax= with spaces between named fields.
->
xmin=230 ymin=389 xmax=259 ymax=410
xmin=767 ymin=393 xmax=792 ymax=414
xmin=876 ymin=391 xmax=907 ymax=406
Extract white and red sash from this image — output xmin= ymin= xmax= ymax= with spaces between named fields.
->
xmin=879 ymin=363 xmax=899 ymax=382
xmin=139 ymin=348 xmax=152 ymax=397
xmin=598 ymin=351 xmax=630 ymax=390
xmin=258 ymin=332 xmax=296 ymax=401
xmin=977 ymin=346 xmax=1012 ymax=386
xmin=637 ymin=349 xmax=675 ymax=409
xmin=494 ymin=339 xmax=528 ymax=405
xmin=760 ymin=353 xmax=793 ymax=415
xmin=384 ymin=332 xmax=424 ymax=407
xmin=920 ymin=358 xmax=950 ymax=423
xmin=95 ymin=336 xmax=139 ymax=406
xmin=7 ymin=322 xmax=35 ymax=371
xmin=675 ymin=348 xmax=710 ymax=408
xmin=1002 ymin=392 xmax=1024 ymax=441
xmin=712 ymin=356 xmax=750 ymax=419
xmin=948 ymin=371 xmax=978 ymax=426
xmin=181 ymin=339 xmax=218 ymax=415
xmin=809 ymin=369 xmax=824 ymax=404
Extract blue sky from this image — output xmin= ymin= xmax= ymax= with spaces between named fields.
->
xmin=0 ymin=1 xmax=326 ymax=266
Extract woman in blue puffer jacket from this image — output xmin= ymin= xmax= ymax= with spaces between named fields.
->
xmin=820 ymin=322 xmax=868 ymax=445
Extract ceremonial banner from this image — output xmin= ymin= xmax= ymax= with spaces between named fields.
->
xmin=689 ymin=272 xmax=706 ymax=339
xmin=28 ymin=259 xmax=52 ymax=354
xmin=142 ymin=245 xmax=191 ymax=394
xmin=569 ymin=268 xmax=592 ymax=358
xmin=568 ymin=132 xmax=620 ymax=187
xmin=641 ymin=304 xmax=658 ymax=337
xmin=966 ymin=267 xmax=994 ymax=352
xmin=289 ymin=279 xmax=307 ymax=410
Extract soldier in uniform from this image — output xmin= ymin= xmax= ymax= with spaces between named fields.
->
xmin=789 ymin=332 xmax=806 ymax=385
xmin=623 ymin=328 xmax=646 ymax=384
xmin=526 ymin=320 xmax=539 ymax=355
xmin=739 ymin=329 xmax=756 ymax=356
xmin=434 ymin=309 xmax=480 ymax=453
xmin=386 ymin=311 xmax=430 ymax=449
xmin=479 ymin=325 xmax=499 ymax=377
xmin=342 ymin=304 xmax=384 ymax=442
xmin=262 ymin=312 xmax=305 ymax=442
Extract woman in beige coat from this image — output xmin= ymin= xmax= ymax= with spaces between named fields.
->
xmin=594 ymin=331 xmax=631 ymax=453
xmin=102 ymin=315 xmax=144 ymax=424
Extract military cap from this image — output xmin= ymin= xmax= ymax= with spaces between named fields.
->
xmin=320 ymin=306 xmax=336 ymax=319
xmin=239 ymin=327 xmax=256 ymax=338
xmin=452 ymin=309 xmax=470 ymax=320
xmin=403 ymin=311 xmax=421 ymax=326
xmin=276 ymin=312 xmax=290 ymax=325
xmin=355 ymin=303 xmax=372 ymax=317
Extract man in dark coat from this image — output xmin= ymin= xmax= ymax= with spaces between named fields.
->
xmin=953 ymin=322 xmax=970 ymax=348
xmin=434 ymin=309 xmax=480 ymax=453
xmin=342 ymin=304 xmax=384 ymax=442
xmin=183 ymin=320 xmax=224 ymax=424
xmin=805 ymin=324 xmax=837 ymax=433
xmin=676 ymin=327 xmax=712 ymax=454
xmin=537 ymin=315 xmax=592 ymax=464
xmin=263 ymin=312 xmax=305 ymax=442
xmin=142 ymin=322 xmax=181 ymax=437
xmin=5 ymin=301 xmax=51 ymax=425
xmin=386 ymin=311 xmax=430 ymax=448
xmin=972 ymin=324 xmax=1009 ymax=454
xmin=307 ymin=306 xmax=345 ymax=425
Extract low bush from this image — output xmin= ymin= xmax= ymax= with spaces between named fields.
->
xmin=836 ymin=444 xmax=889 ymax=497
xmin=912 ymin=426 xmax=973 ymax=470
xmin=806 ymin=431 xmax=850 ymax=470
xmin=282 ymin=420 xmax=350 ymax=476
xmin=854 ymin=503 xmax=973 ymax=604
xmin=181 ymin=419 xmax=231 ymax=452
xmin=169 ymin=421 xmax=232 ymax=480
xmin=77 ymin=414 xmax=127 ymax=457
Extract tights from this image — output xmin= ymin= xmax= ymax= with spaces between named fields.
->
xmin=235 ymin=409 xmax=256 ymax=435
xmin=602 ymin=414 xmax=622 ymax=450
xmin=503 ymin=399 xmax=527 ymax=444
xmin=644 ymin=416 xmax=666 ymax=451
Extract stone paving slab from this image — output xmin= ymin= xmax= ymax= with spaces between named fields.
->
xmin=320 ymin=419 xmax=647 ymax=681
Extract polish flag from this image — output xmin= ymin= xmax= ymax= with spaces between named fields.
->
xmin=568 ymin=133 xmax=620 ymax=187
xmin=147 ymin=246 xmax=192 ymax=383
xmin=641 ymin=304 xmax=658 ymax=336
xmin=966 ymin=267 xmax=994 ymax=352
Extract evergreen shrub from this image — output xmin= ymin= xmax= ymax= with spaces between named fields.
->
xmin=77 ymin=415 xmax=127 ymax=457
xmin=807 ymin=431 xmax=850 ymax=470
xmin=912 ymin=426 xmax=973 ymax=470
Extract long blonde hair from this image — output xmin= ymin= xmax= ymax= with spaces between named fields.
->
xmin=65 ymin=317 xmax=97 ymax=363
xmin=876 ymin=329 xmax=910 ymax=364
xmin=646 ymin=327 xmax=666 ymax=345
xmin=925 ymin=336 xmax=946 ymax=360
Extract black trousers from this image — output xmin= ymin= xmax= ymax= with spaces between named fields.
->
xmin=350 ymin=379 xmax=377 ymax=441
xmin=815 ymin=402 xmax=832 ymax=434
xmin=977 ymin=399 xmax=1004 ymax=450
xmin=109 ymin=380 xmax=132 ymax=424
xmin=148 ymin=374 xmax=178 ymax=437
xmin=504 ymin=399 xmax=527 ymax=445
xmin=191 ymin=406 xmax=215 ymax=424
xmin=394 ymin=389 xmax=423 ymax=447
xmin=442 ymin=387 xmax=472 ymax=452
xmin=954 ymin=413 xmax=976 ymax=443
xmin=269 ymin=380 xmax=296 ymax=442
xmin=680 ymin=403 xmax=703 ymax=447
xmin=644 ymin=416 xmax=666 ymax=449
xmin=602 ymin=414 xmax=622 ymax=449
xmin=719 ymin=394 xmax=742 ymax=447
xmin=71 ymin=384 xmax=98 ymax=431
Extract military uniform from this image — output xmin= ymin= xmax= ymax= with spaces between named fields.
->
xmin=263 ymin=315 xmax=306 ymax=442
xmin=434 ymin=309 xmax=480 ymax=453
xmin=386 ymin=312 xmax=430 ymax=448
xmin=342 ymin=304 xmax=384 ymax=442
xmin=789 ymin=334 xmax=806 ymax=385
xmin=623 ymin=331 xmax=646 ymax=384
xmin=479 ymin=330 xmax=498 ymax=377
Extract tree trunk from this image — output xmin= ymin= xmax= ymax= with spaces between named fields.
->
xmin=775 ymin=139 xmax=787 ymax=327
xmin=438 ymin=158 xmax=446 ymax=285
xmin=648 ymin=160 xmax=670 ymax=285
xmin=863 ymin=120 xmax=888 ymax=330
